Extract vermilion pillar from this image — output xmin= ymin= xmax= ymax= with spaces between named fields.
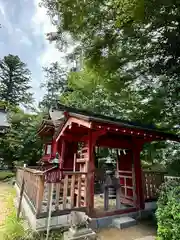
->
xmin=87 ymin=130 xmax=95 ymax=213
xmin=59 ymin=138 xmax=66 ymax=170
xmin=133 ymin=141 xmax=145 ymax=210
xmin=51 ymin=139 xmax=57 ymax=158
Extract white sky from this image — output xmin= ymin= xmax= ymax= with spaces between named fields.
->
xmin=0 ymin=0 xmax=66 ymax=108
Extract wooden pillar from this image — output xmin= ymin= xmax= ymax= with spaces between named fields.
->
xmin=58 ymin=138 xmax=66 ymax=181
xmin=51 ymin=139 xmax=57 ymax=158
xmin=36 ymin=175 xmax=45 ymax=215
xmin=87 ymin=130 xmax=95 ymax=213
xmin=59 ymin=138 xmax=66 ymax=169
xmin=133 ymin=142 xmax=145 ymax=210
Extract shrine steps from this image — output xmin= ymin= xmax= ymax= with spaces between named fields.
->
xmin=90 ymin=202 xmax=156 ymax=229
xmin=112 ymin=216 xmax=136 ymax=229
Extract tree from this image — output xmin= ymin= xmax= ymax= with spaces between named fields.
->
xmin=41 ymin=0 xmax=180 ymax=128
xmin=60 ymin=65 xmax=179 ymax=173
xmin=42 ymin=0 xmax=180 ymax=174
xmin=0 ymin=54 xmax=33 ymax=107
xmin=60 ymin=65 xmax=141 ymax=119
xmin=0 ymin=108 xmax=43 ymax=168
xmin=39 ymin=62 xmax=68 ymax=110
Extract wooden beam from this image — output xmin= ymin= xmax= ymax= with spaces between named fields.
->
xmin=59 ymin=138 xmax=66 ymax=175
xmin=17 ymin=177 xmax=25 ymax=219
xmin=97 ymin=138 xmax=132 ymax=149
xmin=56 ymin=117 xmax=91 ymax=142
xmin=92 ymin=122 xmax=170 ymax=142
xmin=62 ymin=133 xmax=83 ymax=142
xmin=36 ymin=207 xmax=87 ymax=219
xmin=56 ymin=120 xmax=71 ymax=142
xmin=36 ymin=175 xmax=45 ymax=215
xmin=81 ymin=129 xmax=107 ymax=143
xmin=87 ymin=130 xmax=95 ymax=214
xmin=90 ymin=207 xmax=137 ymax=218
xmin=70 ymin=117 xmax=91 ymax=129
xmin=63 ymin=175 xmax=68 ymax=209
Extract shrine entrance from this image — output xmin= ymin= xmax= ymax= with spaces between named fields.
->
xmin=93 ymin=147 xmax=136 ymax=215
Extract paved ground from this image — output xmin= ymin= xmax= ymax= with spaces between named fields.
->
xmin=135 ymin=237 xmax=155 ymax=240
xmin=97 ymin=220 xmax=156 ymax=240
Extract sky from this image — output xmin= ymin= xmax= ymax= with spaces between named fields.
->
xmin=0 ymin=0 xmax=65 ymax=106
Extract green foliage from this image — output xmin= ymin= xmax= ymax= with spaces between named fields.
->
xmin=41 ymin=0 xmax=144 ymax=69
xmin=0 ymin=171 xmax=15 ymax=181
xmin=163 ymin=141 xmax=180 ymax=176
xmin=0 ymin=108 xmax=43 ymax=167
xmin=41 ymin=0 xmax=180 ymax=175
xmin=156 ymin=179 xmax=180 ymax=240
xmin=60 ymin=65 xmax=179 ymax=174
xmin=39 ymin=62 xmax=68 ymax=110
xmin=41 ymin=0 xmax=180 ymax=127
xmin=0 ymin=55 xmax=33 ymax=108
xmin=61 ymin=65 xmax=142 ymax=119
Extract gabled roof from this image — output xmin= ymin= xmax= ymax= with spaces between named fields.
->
xmin=51 ymin=103 xmax=179 ymax=142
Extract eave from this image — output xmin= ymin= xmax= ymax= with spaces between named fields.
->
xmin=52 ymin=104 xmax=180 ymax=143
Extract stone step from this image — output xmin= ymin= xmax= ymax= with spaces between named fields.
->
xmin=135 ymin=237 xmax=155 ymax=240
xmin=112 ymin=216 xmax=136 ymax=229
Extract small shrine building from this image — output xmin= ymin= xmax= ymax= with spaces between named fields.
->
xmin=15 ymin=104 xmax=179 ymax=229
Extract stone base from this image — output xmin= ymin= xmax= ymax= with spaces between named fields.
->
xmin=63 ymin=227 xmax=97 ymax=240
xmin=112 ymin=216 xmax=136 ymax=229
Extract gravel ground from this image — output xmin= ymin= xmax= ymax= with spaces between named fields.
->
xmin=97 ymin=220 xmax=156 ymax=240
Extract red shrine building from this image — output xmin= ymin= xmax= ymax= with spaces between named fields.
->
xmin=16 ymin=104 xmax=179 ymax=229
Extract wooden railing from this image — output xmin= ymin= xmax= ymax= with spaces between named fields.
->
xmin=16 ymin=167 xmax=89 ymax=217
xmin=16 ymin=167 xmax=45 ymax=214
xmin=164 ymin=175 xmax=180 ymax=181
xmin=41 ymin=172 xmax=88 ymax=217
xmin=16 ymin=167 xmax=166 ymax=218
xmin=143 ymin=171 xmax=165 ymax=201
xmin=118 ymin=169 xmax=136 ymax=206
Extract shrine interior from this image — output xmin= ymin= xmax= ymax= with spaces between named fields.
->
xmin=93 ymin=146 xmax=136 ymax=214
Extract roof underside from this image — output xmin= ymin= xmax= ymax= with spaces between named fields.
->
xmin=37 ymin=104 xmax=179 ymax=143
xmin=37 ymin=120 xmax=55 ymax=137
xmin=51 ymin=104 xmax=179 ymax=142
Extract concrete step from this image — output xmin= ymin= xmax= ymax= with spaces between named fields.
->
xmin=112 ymin=216 xmax=136 ymax=229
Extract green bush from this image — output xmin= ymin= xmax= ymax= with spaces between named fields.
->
xmin=156 ymin=179 xmax=180 ymax=240
xmin=0 ymin=171 xmax=15 ymax=181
